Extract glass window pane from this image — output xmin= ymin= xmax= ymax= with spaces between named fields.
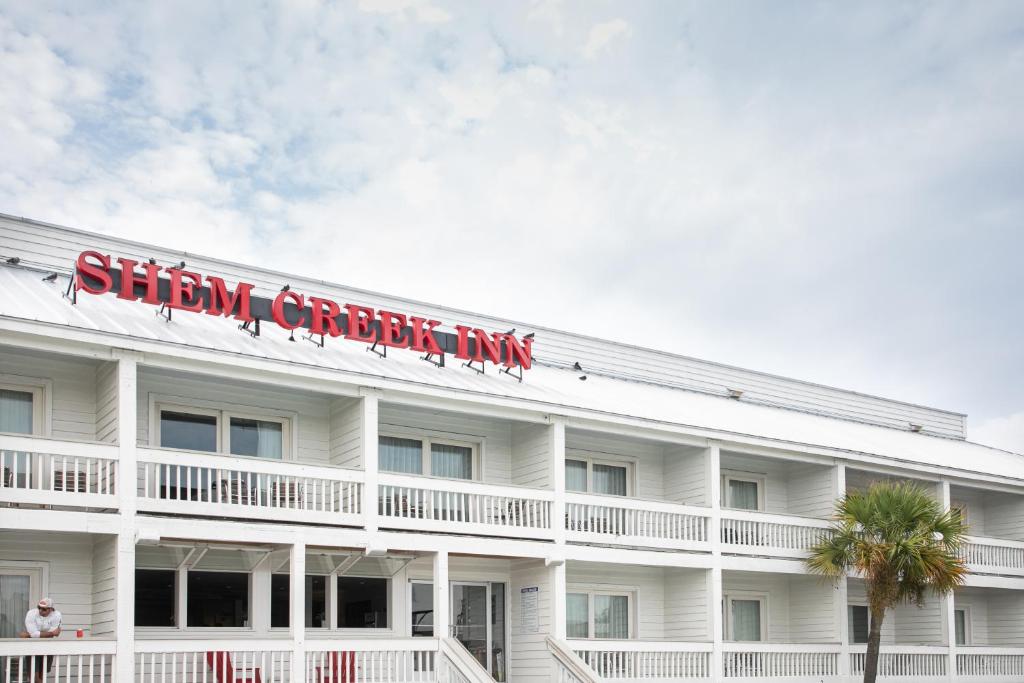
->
xmin=848 ymin=605 xmax=869 ymax=644
xmin=731 ymin=599 xmax=762 ymax=641
xmin=270 ymin=575 xmax=328 ymax=629
xmin=379 ymin=436 xmax=423 ymax=475
xmin=337 ymin=576 xmax=388 ymax=628
xmin=411 ymin=582 xmax=434 ymax=637
xmin=161 ymin=411 xmax=218 ymax=452
xmin=566 ymin=593 xmax=589 ymax=638
xmin=491 ymin=583 xmax=506 ymax=682
xmin=271 ymin=574 xmax=289 ymax=628
xmin=565 ymin=460 xmax=588 ymax=492
xmin=728 ymin=480 xmax=760 ymax=510
xmin=592 ymin=464 xmax=627 ymax=496
xmin=594 ymin=595 xmax=629 ymax=639
xmin=187 ymin=571 xmax=249 ymax=627
xmin=230 ymin=418 xmax=283 ymax=459
xmin=135 ymin=569 xmax=176 ymax=627
xmin=0 ymin=574 xmax=32 ymax=637
xmin=0 ymin=389 xmax=33 ymax=434
xmin=955 ymin=609 xmax=966 ymax=646
xmin=431 ymin=444 xmax=473 ymax=479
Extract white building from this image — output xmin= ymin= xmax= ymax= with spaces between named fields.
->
xmin=0 ymin=213 xmax=1022 ymax=683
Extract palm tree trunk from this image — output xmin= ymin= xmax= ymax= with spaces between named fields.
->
xmin=863 ymin=606 xmax=886 ymax=683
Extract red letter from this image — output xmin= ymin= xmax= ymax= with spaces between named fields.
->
xmin=472 ymin=329 xmax=503 ymax=364
xmin=410 ymin=317 xmax=444 ymax=355
xmin=74 ymin=251 xmax=112 ymax=295
xmin=502 ymin=335 xmax=533 ymax=370
xmin=205 ymin=276 xmax=254 ymax=321
xmin=344 ymin=304 xmax=377 ymax=343
xmin=309 ymin=297 xmax=345 ymax=337
xmin=272 ymin=291 xmax=306 ymax=330
xmin=167 ymin=269 xmax=203 ymax=312
xmin=378 ymin=311 xmax=409 ymax=348
xmin=454 ymin=325 xmax=472 ymax=360
xmin=116 ymin=258 xmax=161 ymax=305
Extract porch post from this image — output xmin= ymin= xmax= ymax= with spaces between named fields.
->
xmin=114 ymin=353 xmax=138 ymax=683
xmin=361 ymin=390 xmax=380 ymax=534
xmin=291 ymin=537 xmax=306 ymax=683
xmin=708 ymin=443 xmax=722 ymax=680
xmin=834 ymin=462 xmax=851 ymax=676
xmin=550 ymin=560 xmax=566 ymax=640
xmin=434 ymin=550 xmax=449 ymax=639
xmin=550 ymin=417 xmax=566 ymax=546
xmin=709 ymin=567 xmax=723 ymax=680
xmin=938 ymin=480 xmax=957 ymax=681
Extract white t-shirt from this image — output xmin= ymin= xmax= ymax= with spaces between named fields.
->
xmin=24 ymin=608 xmax=62 ymax=638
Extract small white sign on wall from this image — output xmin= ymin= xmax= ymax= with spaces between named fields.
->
xmin=520 ymin=586 xmax=539 ymax=633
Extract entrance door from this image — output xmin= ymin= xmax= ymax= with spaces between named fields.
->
xmin=451 ymin=582 xmax=489 ymax=670
xmin=412 ymin=580 xmax=506 ymax=681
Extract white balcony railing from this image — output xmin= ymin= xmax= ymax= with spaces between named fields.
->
xmin=564 ymin=493 xmax=709 ymax=550
xmin=569 ymin=639 xmax=712 ymax=679
xmin=722 ymin=643 xmax=840 ymax=679
xmin=957 ymin=646 xmax=1024 ymax=679
xmin=307 ymin=639 xmax=440 ymax=682
xmin=136 ymin=447 xmax=363 ymax=525
xmin=0 ymin=434 xmax=118 ymax=508
xmin=719 ymin=510 xmax=831 ymax=558
xmin=1 ymin=639 xmax=115 ymax=683
xmin=136 ymin=640 xmax=292 ymax=683
xmin=961 ymin=536 xmax=1024 ymax=576
xmin=378 ymin=473 xmax=554 ymax=540
xmin=849 ymin=645 xmax=948 ymax=677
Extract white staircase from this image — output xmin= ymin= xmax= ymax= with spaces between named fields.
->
xmin=439 ymin=637 xmax=496 ymax=683
xmin=546 ymin=636 xmax=601 ymax=683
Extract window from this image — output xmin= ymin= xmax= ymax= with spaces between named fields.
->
xmin=270 ymin=574 xmax=327 ymax=628
xmin=955 ymin=608 xmax=969 ymax=646
xmin=378 ymin=435 xmax=476 ymax=480
xmin=0 ymin=388 xmax=36 ymax=434
xmin=725 ymin=595 xmax=766 ymax=642
xmin=410 ymin=581 xmax=434 ymax=637
xmin=187 ymin=571 xmax=249 ymax=627
xmin=0 ymin=565 xmax=43 ymax=639
xmin=848 ymin=604 xmax=869 ymax=644
xmin=565 ymin=591 xmax=632 ymax=639
xmin=723 ymin=475 xmax=764 ymax=511
xmin=564 ymin=456 xmax=632 ymax=496
xmin=155 ymin=402 xmax=290 ymax=459
xmin=337 ymin=576 xmax=389 ymax=628
xmin=136 ymin=569 xmax=176 ymax=627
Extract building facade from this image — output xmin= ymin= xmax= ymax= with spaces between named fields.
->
xmin=0 ymin=213 xmax=1022 ymax=683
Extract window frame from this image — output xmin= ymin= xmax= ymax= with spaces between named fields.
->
xmin=723 ymin=592 xmax=769 ymax=642
xmin=150 ymin=396 xmax=294 ymax=460
xmin=336 ymin=574 xmax=392 ymax=630
xmin=722 ymin=473 xmax=766 ymax=511
xmin=269 ymin=572 xmax=329 ymax=630
xmin=0 ymin=377 xmax=51 ymax=436
xmin=565 ymin=586 xmax=635 ymax=640
xmin=564 ymin=451 xmax=636 ymax=497
xmin=378 ymin=431 xmax=480 ymax=481
xmin=954 ymin=605 xmax=971 ymax=646
xmin=847 ymin=602 xmax=870 ymax=644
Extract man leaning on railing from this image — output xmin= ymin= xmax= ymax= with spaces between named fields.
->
xmin=18 ymin=597 xmax=62 ymax=683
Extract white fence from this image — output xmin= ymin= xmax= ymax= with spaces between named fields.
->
xmin=135 ymin=640 xmax=291 ymax=683
xmin=136 ymin=448 xmax=363 ymax=526
xmin=306 ymin=640 xmax=439 ymax=682
xmin=564 ymin=493 xmax=709 ymax=550
xmin=1 ymin=640 xmax=115 ymax=683
xmin=719 ymin=510 xmax=831 ymax=558
xmin=569 ymin=640 xmax=711 ymax=679
xmin=956 ymin=647 xmax=1024 ymax=680
xmin=849 ymin=645 xmax=948 ymax=677
xmin=377 ymin=473 xmax=554 ymax=539
xmin=722 ymin=643 xmax=840 ymax=679
xmin=961 ymin=536 xmax=1024 ymax=576
xmin=0 ymin=435 xmax=118 ymax=508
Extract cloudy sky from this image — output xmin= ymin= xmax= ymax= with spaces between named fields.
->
xmin=1 ymin=1 xmax=1022 ymax=453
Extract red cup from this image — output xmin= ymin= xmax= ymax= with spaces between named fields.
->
xmin=76 ymin=629 xmax=84 ymax=638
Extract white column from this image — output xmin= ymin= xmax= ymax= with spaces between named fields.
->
xmin=708 ymin=443 xmax=722 ymax=679
xmin=708 ymin=443 xmax=721 ymax=554
xmin=114 ymin=353 xmax=138 ymax=683
xmin=709 ymin=567 xmax=723 ymax=680
xmin=291 ymin=538 xmax=306 ymax=683
xmin=434 ymin=550 xmax=449 ymax=640
xmin=361 ymin=391 xmax=380 ymax=534
xmin=550 ymin=560 xmax=567 ymax=640
xmin=550 ymin=418 xmax=566 ymax=545
xmin=833 ymin=462 xmax=851 ymax=676
xmin=938 ymin=480 xmax=956 ymax=681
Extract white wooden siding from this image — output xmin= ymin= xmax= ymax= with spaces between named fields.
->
xmin=566 ymin=429 xmax=666 ymax=500
xmin=663 ymin=567 xmax=711 ymax=641
xmin=847 ymin=579 xmax=896 ymax=644
xmin=566 ymin=562 xmax=666 ymax=640
xmin=721 ymin=451 xmax=833 ymax=516
xmin=664 ymin=445 xmax=708 ymax=506
xmin=987 ymin=590 xmax=1024 ymax=647
xmin=787 ymin=464 xmax=835 ymax=517
xmin=722 ymin=571 xmax=835 ymax=643
xmin=510 ymin=422 xmax=551 ymax=488
xmin=509 ymin=559 xmax=553 ymax=682
xmin=0 ymin=531 xmax=110 ymax=636
xmin=90 ymin=535 xmax=116 ymax=637
xmin=94 ymin=361 xmax=118 ymax=443
xmin=0 ymin=346 xmax=99 ymax=440
xmin=329 ymin=397 xmax=362 ymax=468
xmin=849 ymin=578 xmax=944 ymax=645
xmin=846 ymin=469 xmax=941 ymax=500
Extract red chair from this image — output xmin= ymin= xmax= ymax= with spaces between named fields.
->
xmin=206 ymin=651 xmax=262 ymax=683
xmin=315 ymin=651 xmax=355 ymax=683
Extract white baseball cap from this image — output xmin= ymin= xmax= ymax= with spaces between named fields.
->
xmin=37 ymin=597 xmax=54 ymax=609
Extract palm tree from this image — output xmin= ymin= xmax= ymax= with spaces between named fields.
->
xmin=806 ymin=481 xmax=968 ymax=683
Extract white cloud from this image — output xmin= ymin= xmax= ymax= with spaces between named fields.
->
xmin=358 ymin=0 xmax=451 ymax=24
xmin=581 ymin=18 xmax=632 ymax=59
xmin=971 ymin=413 xmax=1024 ymax=455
